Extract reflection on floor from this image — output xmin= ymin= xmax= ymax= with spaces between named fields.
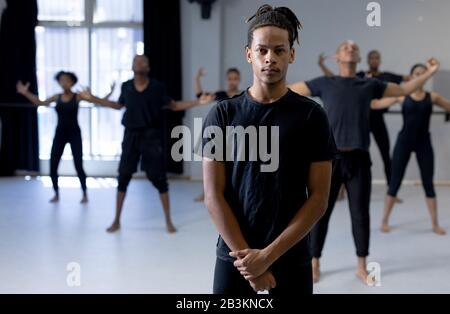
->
xmin=0 ymin=177 xmax=449 ymax=293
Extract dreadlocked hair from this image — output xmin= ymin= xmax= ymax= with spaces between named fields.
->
xmin=246 ymin=4 xmax=303 ymax=48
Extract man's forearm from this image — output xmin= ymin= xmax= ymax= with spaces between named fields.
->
xmin=171 ymin=99 xmax=200 ymax=111
xmin=263 ymin=194 xmax=328 ymax=265
xmin=195 ymin=77 xmax=203 ymax=96
xmin=400 ymin=70 xmax=433 ymax=95
xmin=90 ymin=95 xmax=122 ymax=109
xmin=205 ymin=194 xmax=250 ymax=252
xmin=319 ymin=63 xmax=334 ymax=77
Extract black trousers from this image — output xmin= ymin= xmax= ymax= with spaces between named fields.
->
xmin=388 ymin=134 xmax=435 ymax=198
xmin=117 ymin=128 xmax=168 ymax=194
xmin=370 ymin=109 xmax=392 ymax=185
xmin=213 ymin=257 xmax=313 ymax=295
xmin=310 ymin=150 xmax=372 ymax=258
xmin=50 ymin=127 xmax=87 ymax=193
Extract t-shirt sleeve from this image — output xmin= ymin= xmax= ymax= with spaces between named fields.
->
xmin=371 ymin=78 xmax=388 ymax=100
xmin=118 ymin=82 xmax=126 ymax=106
xmin=306 ymin=105 xmax=338 ymax=162
xmin=385 ymin=72 xmax=404 ymax=84
xmin=200 ymin=103 xmax=227 ymax=161
xmin=305 ymin=76 xmax=327 ymax=97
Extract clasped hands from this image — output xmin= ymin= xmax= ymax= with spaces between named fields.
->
xmin=229 ymin=248 xmax=276 ymax=293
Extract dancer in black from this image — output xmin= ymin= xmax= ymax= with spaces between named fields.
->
xmin=373 ymin=63 xmax=450 ymax=235
xmin=195 ymin=67 xmax=242 ymax=102
xmin=318 ymin=50 xmax=409 ymax=189
xmin=81 ymin=55 xmax=214 ymax=233
xmin=290 ymin=41 xmax=439 ymax=284
xmin=203 ymin=5 xmax=336 ymax=294
xmin=193 ymin=67 xmax=242 ymax=202
xmin=16 ymin=72 xmax=113 ymax=203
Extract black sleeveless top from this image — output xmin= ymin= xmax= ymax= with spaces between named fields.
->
xmin=55 ymin=93 xmax=80 ymax=130
xmin=400 ymin=92 xmax=432 ymax=140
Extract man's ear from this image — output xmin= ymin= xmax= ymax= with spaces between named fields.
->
xmin=289 ymin=47 xmax=295 ymax=64
xmin=246 ymin=46 xmax=252 ymax=63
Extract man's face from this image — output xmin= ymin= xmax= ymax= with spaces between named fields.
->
xmin=132 ymin=55 xmax=150 ymax=75
xmin=227 ymin=72 xmax=241 ymax=91
xmin=246 ymin=26 xmax=295 ymax=85
xmin=368 ymin=51 xmax=381 ymax=70
xmin=336 ymin=41 xmax=361 ymax=64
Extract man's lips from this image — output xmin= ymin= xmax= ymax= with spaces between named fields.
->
xmin=262 ymin=68 xmax=280 ymax=74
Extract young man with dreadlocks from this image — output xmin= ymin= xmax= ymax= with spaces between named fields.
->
xmin=202 ymin=5 xmax=337 ymax=294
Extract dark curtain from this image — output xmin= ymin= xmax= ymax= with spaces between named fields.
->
xmin=0 ymin=0 xmax=39 ymax=176
xmin=144 ymin=0 xmax=184 ymax=174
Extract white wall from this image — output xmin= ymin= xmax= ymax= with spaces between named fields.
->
xmin=181 ymin=0 xmax=450 ymax=182
xmin=181 ymin=0 xmax=225 ymax=180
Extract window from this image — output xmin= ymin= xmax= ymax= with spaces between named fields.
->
xmin=36 ymin=0 xmax=143 ymax=160
xmin=37 ymin=0 xmax=85 ymax=22
xmin=94 ymin=0 xmax=143 ymax=23
xmin=91 ymin=27 xmax=143 ymax=157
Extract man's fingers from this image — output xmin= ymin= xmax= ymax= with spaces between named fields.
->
xmin=237 ymin=266 xmax=247 ymax=272
xmin=230 ymin=249 xmax=249 ymax=258
xmin=242 ymin=274 xmax=254 ymax=280
xmin=233 ymin=259 xmax=244 ymax=268
xmin=270 ymin=278 xmax=276 ymax=289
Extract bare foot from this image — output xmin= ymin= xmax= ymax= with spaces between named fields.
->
xmin=356 ymin=268 xmax=370 ymax=285
xmin=380 ymin=223 xmax=391 ymax=233
xmin=106 ymin=222 xmax=121 ymax=233
xmin=433 ymin=226 xmax=446 ymax=235
xmin=312 ymin=258 xmax=320 ymax=283
xmin=166 ymin=221 xmax=177 ymax=234
xmin=80 ymin=194 xmax=88 ymax=204
xmin=395 ymin=197 xmax=403 ymax=204
xmin=49 ymin=194 xmax=59 ymax=203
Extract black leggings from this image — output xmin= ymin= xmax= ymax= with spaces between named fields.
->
xmin=388 ymin=135 xmax=435 ymax=198
xmin=370 ymin=109 xmax=392 ymax=185
xmin=213 ymin=257 xmax=312 ymax=295
xmin=310 ymin=150 xmax=372 ymax=258
xmin=50 ymin=127 xmax=87 ymax=193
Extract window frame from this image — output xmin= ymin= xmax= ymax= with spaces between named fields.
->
xmin=37 ymin=0 xmax=143 ymax=160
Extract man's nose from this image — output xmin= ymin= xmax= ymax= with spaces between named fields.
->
xmin=265 ymin=50 xmax=275 ymax=63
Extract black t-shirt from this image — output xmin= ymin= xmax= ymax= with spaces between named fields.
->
xmin=357 ymin=71 xmax=403 ymax=114
xmin=196 ymin=90 xmax=231 ymax=102
xmin=214 ymin=91 xmax=229 ymax=102
xmin=356 ymin=71 xmax=404 ymax=84
xmin=202 ymin=89 xmax=337 ymax=263
xmin=118 ymin=79 xmax=173 ymax=130
xmin=306 ymin=76 xmax=387 ymax=151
